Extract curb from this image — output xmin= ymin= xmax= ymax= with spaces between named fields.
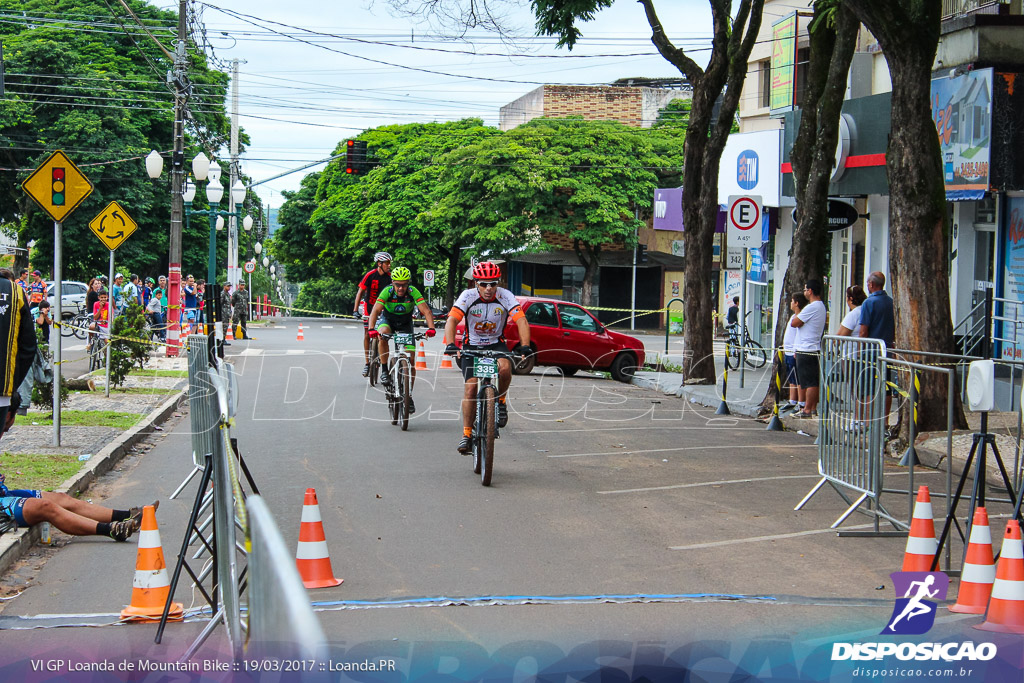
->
xmin=0 ymin=387 xmax=188 ymax=579
xmin=630 ymin=373 xmax=765 ymax=418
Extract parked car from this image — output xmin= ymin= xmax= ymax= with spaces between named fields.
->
xmin=413 ymin=304 xmax=448 ymax=328
xmin=46 ymin=281 xmax=89 ymax=317
xmin=453 ymin=296 xmax=645 ymax=382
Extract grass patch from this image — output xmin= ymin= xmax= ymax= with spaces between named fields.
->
xmin=128 ymin=369 xmax=188 ymax=378
xmin=16 ymin=410 xmax=144 ymax=429
xmin=0 ymin=452 xmax=83 ymax=491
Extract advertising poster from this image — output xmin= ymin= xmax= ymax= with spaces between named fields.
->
xmin=770 ymin=14 xmax=797 ymax=113
xmin=1001 ymin=197 xmax=1024 ymax=360
xmin=932 ymin=68 xmax=992 ymax=199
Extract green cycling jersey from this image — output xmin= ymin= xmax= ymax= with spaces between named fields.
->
xmin=375 ymin=284 xmax=425 ymax=319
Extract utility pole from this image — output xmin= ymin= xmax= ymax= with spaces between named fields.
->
xmin=166 ymin=0 xmax=189 ymax=356
xmin=228 ymin=59 xmax=240 ymax=287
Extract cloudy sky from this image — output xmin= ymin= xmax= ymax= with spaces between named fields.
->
xmin=166 ymin=0 xmax=718 ymax=208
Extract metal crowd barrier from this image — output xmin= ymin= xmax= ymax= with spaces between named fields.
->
xmin=246 ymin=495 xmax=328 ymax=659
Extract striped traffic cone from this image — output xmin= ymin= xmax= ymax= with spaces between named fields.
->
xmin=440 ymin=354 xmax=453 ymax=369
xmin=225 ymin=321 xmax=234 ymax=340
xmin=950 ymin=506 xmax=996 ymax=614
xmin=297 ymin=323 xmax=304 ymax=341
xmin=296 ymin=488 xmax=343 ymax=589
xmin=415 ymin=341 xmax=428 ymax=371
xmin=976 ymin=520 xmax=1024 ymax=633
xmin=121 ymin=505 xmax=183 ymax=621
xmin=902 ymin=486 xmax=938 ymax=572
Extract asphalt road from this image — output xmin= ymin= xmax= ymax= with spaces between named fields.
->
xmin=1 ymin=318 xmax=1020 ymax=679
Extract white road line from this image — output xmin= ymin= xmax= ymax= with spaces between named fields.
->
xmin=285 ymin=350 xmax=306 ymax=355
xmin=321 ymin=326 xmax=334 ymax=329
xmin=598 ymin=474 xmax=822 ymax=495
xmin=516 ymin=426 xmax=767 ymax=434
xmin=548 ymin=444 xmax=815 ymax=459
xmin=669 ymin=523 xmax=877 ymax=551
xmin=63 ymin=344 xmax=86 ymax=352
xmin=236 ymin=348 xmax=263 ymax=356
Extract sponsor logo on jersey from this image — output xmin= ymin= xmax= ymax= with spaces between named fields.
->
xmin=474 ymin=321 xmax=498 ymax=334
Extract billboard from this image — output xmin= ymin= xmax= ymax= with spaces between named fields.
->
xmin=932 ymin=68 xmax=992 ymax=200
xmin=718 ymin=130 xmax=782 ymax=206
xmin=653 ymin=187 xmax=684 ymax=231
xmin=770 ymin=13 xmax=798 ymax=114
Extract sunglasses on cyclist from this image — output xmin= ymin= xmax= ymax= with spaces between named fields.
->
xmin=477 ymin=281 xmax=499 ymax=288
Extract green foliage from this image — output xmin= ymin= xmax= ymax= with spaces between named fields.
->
xmin=532 ymin=0 xmax=616 ymax=49
xmin=293 ymin=278 xmax=359 ymax=317
xmin=0 ymin=0 xmax=242 ymax=280
xmin=31 ymin=374 xmax=70 ymax=410
xmin=109 ymin=304 xmax=150 ymax=386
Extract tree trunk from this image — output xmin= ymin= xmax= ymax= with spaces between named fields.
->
xmin=845 ymin=1 xmax=968 ymax=432
xmin=442 ymin=245 xmax=461 ymax=307
xmin=762 ymin=5 xmax=859 ymax=410
xmin=573 ymin=240 xmax=600 ymax=306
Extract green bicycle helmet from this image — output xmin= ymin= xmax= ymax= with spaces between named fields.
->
xmin=391 ymin=266 xmax=412 ymax=282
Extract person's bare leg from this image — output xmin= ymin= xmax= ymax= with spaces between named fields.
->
xmin=497 ymin=358 xmax=512 ymax=400
xmin=39 ymin=491 xmax=113 ymax=523
xmin=21 ymin=498 xmax=103 ymax=536
xmin=805 ymin=387 xmax=819 ymax=414
xmin=462 ymin=378 xmax=478 ymax=433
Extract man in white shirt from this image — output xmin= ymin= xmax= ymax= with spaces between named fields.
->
xmin=789 ymin=279 xmax=826 ymax=418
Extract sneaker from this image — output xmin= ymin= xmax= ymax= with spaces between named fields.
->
xmin=361 ymin=363 xmax=370 ymax=377
xmin=408 ymin=396 xmax=416 ymax=414
xmin=457 ymin=435 xmax=472 ymax=455
xmin=128 ymin=500 xmax=160 ymax=529
xmin=792 ymin=411 xmax=814 ymax=419
xmin=779 ymin=403 xmax=799 ymax=415
xmin=381 ymin=375 xmax=393 ymax=390
xmin=496 ymin=401 xmax=508 ymax=428
xmin=109 ymin=519 xmax=137 ymax=542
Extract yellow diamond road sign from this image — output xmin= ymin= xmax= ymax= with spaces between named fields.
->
xmin=89 ymin=201 xmax=138 ymax=251
xmin=21 ymin=150 xmax=94 ymax=223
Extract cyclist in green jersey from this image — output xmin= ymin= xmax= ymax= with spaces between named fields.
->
xmin=366 ymin=267 xmax=436 ymax=413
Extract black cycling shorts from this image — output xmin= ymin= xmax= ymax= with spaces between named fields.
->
xmin=459 ymin=342 xmax=508 ymax=381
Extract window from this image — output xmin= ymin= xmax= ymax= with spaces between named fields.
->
xmin=558 ymin=304 xmax=600 ymax=332
xmin=525 ymin=302 xmax=558 ymax=327
xmin=760 ymin=60 xmax=771 ymax=109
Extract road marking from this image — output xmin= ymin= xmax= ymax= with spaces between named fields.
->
xmin=516 ymin=426 xmax=768 ymax=434
xmin=236 ymin=348 xmax=264 ymax=356
xmin=321 ymin=325 xmax=334 ymax=329
xmin=63 ymin=344 xmax=86 ymax=352
xmin=598 ymin=474 xmax=822 ymax=495
xmin=548 ymin=444 xmax=814 ymax=458
xmin=286 ymin=350 xmax=305 ymax=355
xmin=669 ymin=523 xmax=877 ymax=551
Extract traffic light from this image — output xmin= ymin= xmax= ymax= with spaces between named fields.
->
xmin=345 ymin=139 xmax=368 ymax=175
xmin=52 ymin=167 xmax=66 ymax=206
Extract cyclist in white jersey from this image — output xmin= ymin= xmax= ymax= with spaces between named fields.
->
xmin=443 ymin=261 xmax=532 ymax=454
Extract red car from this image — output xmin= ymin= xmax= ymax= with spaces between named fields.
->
xmin=453 ymin=296 xmax=646 ymax=382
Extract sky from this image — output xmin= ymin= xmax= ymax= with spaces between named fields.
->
xmin=161 ymin=0 xmax=718 ymax=209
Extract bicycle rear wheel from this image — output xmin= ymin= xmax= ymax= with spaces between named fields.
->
xmin=398 ymin=357 xmax=410 ymax=431
xmin=73 ymin=317 xmax=88 ymax=340
xmin=369 ymin=338 xmax=380 ymax=387
xmin=60 ymin=317 xmax=76 ymax=338
xmin=725 ymin=340 xmax=739 ymax=370
xmin=743 ymin=339 xmax=768 ymax=369
xmin=481 ymin=384 xmax=496 ymax=486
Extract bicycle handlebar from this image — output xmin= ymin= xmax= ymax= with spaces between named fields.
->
xmin=454 ymin=348 xmax=520 ymax=359
xmin=379 ymin=331 xmax=431 ymax=341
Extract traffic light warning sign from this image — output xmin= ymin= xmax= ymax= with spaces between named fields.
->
xmin=22 ymin=150 xmax=94 ymax=222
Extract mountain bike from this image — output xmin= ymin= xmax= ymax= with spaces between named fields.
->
xmin=378 ymin=331 xmax=429 ymax=432
xmin=87 ymin=328 xmax=109 ymax=372
xmin=455 ymin=347 xmax=520 ymax=487
xmin=367 ymin=333 xmax=381 ymax=387
xmin=724 ymin=313 xmax=767 ymax=370
xmin=61 ymin=312 xmax=92 ymax=340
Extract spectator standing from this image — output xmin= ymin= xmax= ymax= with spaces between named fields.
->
xmin=838 ymin=285 xmax=867 ymax=337
xmin=1 ymin=276 xmax=37 ymax=424
xmin=142 ymin=277 xmax=155 ymax=307
xmin=231 ymin=282 xmax=249 ymax=339
xmin=859 ymin=271 xmax=896 ymax=431
xmin=128 ymin=275 xmax=143 ymax=306
xmin=85 ymin=278 xmax=102 ymax=321
xmin=17 ymin=300 xmax=53 ymax=413
xmin=219 ymin=283 xmax=233 ymax=329
xmin=112 ymin=273 xmax=126 ymax=314
xmin=146 ymin=288 xmax=165 ymax=341
xmin=726 ymin=296 xmax=740 ymax=326
xmin=29 ymin=270 xmax=46 ymax=306
xmin=780 ymin=292 xmax=808 ymax=415
xmin=790 ymin=279 xmax=827 ymax=419
xmin=182 ymin=275 xmax=198 ymax=322
xmin=15 ymin=268 xmax=29 ymax=295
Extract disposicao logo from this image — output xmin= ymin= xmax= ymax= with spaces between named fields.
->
xmin=831 ymin=571 xmax=997 ymax=663
xmin=737 ymin=149 xmax=759 ymax=190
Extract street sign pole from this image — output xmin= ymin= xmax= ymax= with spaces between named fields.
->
xmin=53 ymin=221 xmax=62 ymax=446
xmin=740 ymin=251 xmax=747 ymax=390
xmin=106 ymin=251 xmax=114 ymax=398
xmin=726 ymin=194 xmax=763 ymax=392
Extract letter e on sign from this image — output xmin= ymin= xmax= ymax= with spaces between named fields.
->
xmin=727 ymin=195 xmax=763 ymax=248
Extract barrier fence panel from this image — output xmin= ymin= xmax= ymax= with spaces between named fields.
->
xmin=795 ymin=336 xmax=890 ymax=531
xmin=246 ymin=495 xmax=328 ymax=659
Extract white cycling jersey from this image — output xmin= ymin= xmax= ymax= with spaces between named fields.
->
xmin=451 ymin=287 xmax=522 ymax=346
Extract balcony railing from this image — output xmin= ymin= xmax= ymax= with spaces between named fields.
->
xmin=942 ymin=0 xmax=1008 ymax=20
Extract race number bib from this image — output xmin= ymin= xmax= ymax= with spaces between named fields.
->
xmin=394 ymin=332 xmax=414 ymax=347
xmin=473 ymin=357 xmax=498 ymax=379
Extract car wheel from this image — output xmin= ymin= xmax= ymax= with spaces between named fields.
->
xmin=513 ymin=353 xmax=535 ymax=375
xmin=610 ymin=353 xmax=637 ymax=383
xmin=558 ymin=366 xmax=578 ymax=377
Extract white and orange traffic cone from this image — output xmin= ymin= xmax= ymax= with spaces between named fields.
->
xmin=440 ymin=354 xmax=453 ymax=369
xmin=902 ymin=485 xmax=938 ymax=572
xmin=296 ymin=488 xmax=343 ymax=589
xmin=415 ymin=341 xmax=428 ymax=371
xmin=297 ymin=323 xmax=304 ymax=341
xmin=121 ymin=505 xmax=183 ymax=622
xmin=225 ymin=321 xmax=234 ymax=341
xmin=976 ymin=519 xmax=1024 ymax=634
xmin=950 ymin=506 xmax=996 ymax=614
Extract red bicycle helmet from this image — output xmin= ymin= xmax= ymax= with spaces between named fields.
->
xmin=472 ymin=261 xmax=501 ymax=280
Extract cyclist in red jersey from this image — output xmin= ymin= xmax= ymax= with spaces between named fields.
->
xmin=353 ymin=252 xmax=392 ymax=377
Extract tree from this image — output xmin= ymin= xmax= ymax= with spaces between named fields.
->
xmin=842 ymin=0 xmax=966 ymax=432
xmin=0 ymin=0 xmax=235 ymax=280
xmin=387 ymin=0 xmax=764 ymax=382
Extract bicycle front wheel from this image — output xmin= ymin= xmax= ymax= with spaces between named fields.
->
xmin=60 ymin=317 xmax=76 ymax=338
xmin=481 ymin=384 xmax=496 ymax=486
xmin=73 ymin=317 xmax=89 ymax=340
xmin=398 ymin=357 xmax=410 ymax=431
xmin=743 ymin=339 xmax=768 ymax=369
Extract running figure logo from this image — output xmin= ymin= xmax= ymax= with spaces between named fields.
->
xmin=881 ymin=572 xmax=949 ymax=635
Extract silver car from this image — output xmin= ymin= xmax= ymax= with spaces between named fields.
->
xmin=46 ymin=281 xmax=90 ymax=317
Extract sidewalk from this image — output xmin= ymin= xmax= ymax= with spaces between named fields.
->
xmin=632 ymin=351 xmax=776 ymax=418
xmin=0 ymin=353 xmax=189 ymax=578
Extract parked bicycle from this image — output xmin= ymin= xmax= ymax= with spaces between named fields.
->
xmin=377 ymin=330 xmax=429 ymax=431
xmin=452 ymin=347 xmax=520 ymax=486
xmin=87 ymin=330 xmax=108 ymax=372
xmin=61 ymin=312 xmax=92 ymax=340
xmin=724 ymin=313 xmax=767 ymax=370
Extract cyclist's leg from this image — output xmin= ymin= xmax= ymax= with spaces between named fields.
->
xmin=462 ymin=377 xmax=478 ymax=432
xmin=362 ymin=319 xmax=371 ymax=363
xmin=377 ymin=321 xmax=393 ymax=379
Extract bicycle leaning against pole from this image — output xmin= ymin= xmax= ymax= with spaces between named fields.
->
xmin=724 ymin=311 xmax=768 ymax=370
xmin=373 ymin=330 xmax=430 ymax=431
xmin=448 ymin=346 xmax=521 ymax=486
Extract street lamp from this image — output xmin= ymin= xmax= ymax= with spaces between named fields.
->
xmin=254 ymin=242 xmax=262 ymax=256
xmin=262 ymin=257 xmax=269 ymax=267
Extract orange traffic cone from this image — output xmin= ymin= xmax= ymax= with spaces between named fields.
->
xmin=415 ymin=341 xmax=428 ymax=371
xmin=440 ymin=354 xmax=453 ymax=369
xmin=297 ymin=323 xmax=304 ymax=341
xmin=225 ymin=321 xmax=234 ymax=340
xmin=976 ymin=520 xmax=1024 ymax=634
xmin=950 ymin=506 xmax=996 ymax=614
xmin=121 ymin=505 xmax=183 ymax=622
xmin=902 ymin=485 xmax=938 ymax=572
xmin=296 ymin=488 xmax=342 ymax=589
